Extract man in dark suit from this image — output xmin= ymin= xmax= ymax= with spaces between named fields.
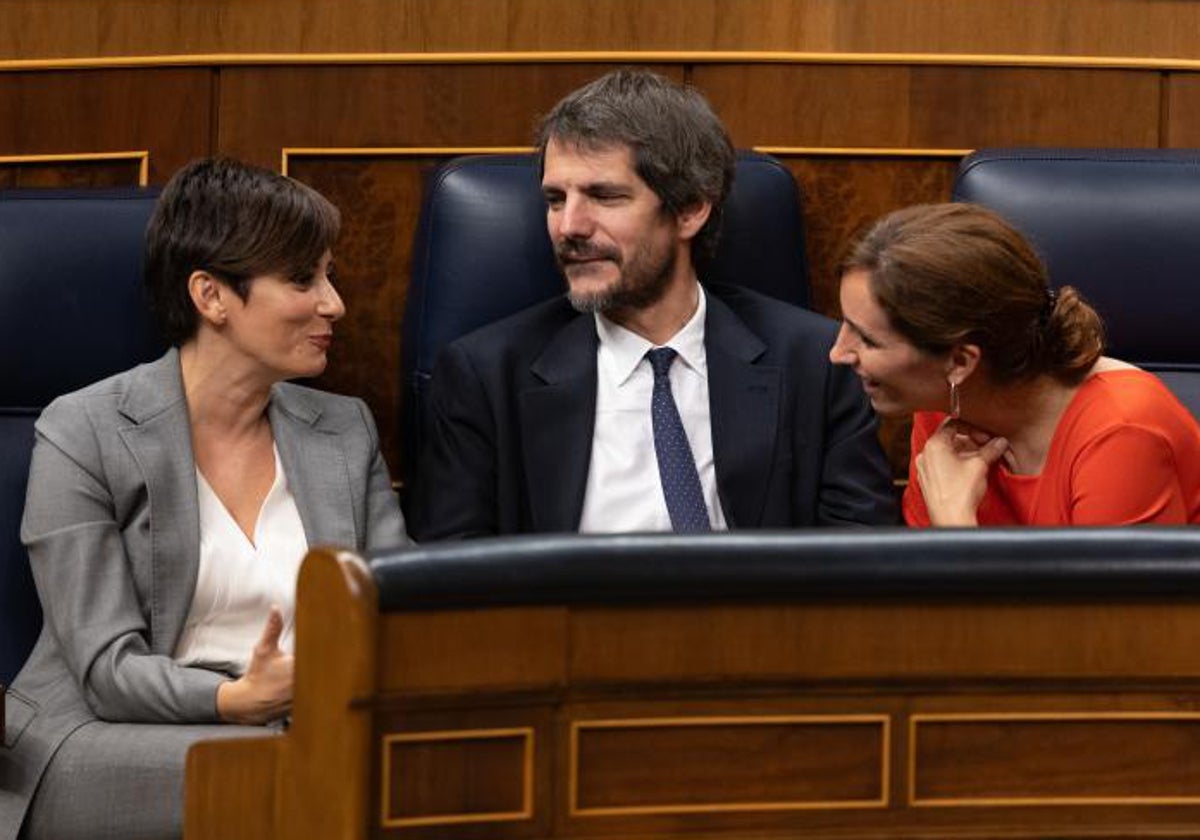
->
xmin=415 ymin=69 xmax=897 ymax=539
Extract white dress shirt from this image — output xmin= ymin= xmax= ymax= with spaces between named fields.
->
xmin=174 ymin=444 xmax=308 ymax=674
xmin=578 ymin=285 xmax=729 ymax=533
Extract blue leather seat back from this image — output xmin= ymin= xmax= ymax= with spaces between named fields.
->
xmin=0 ymin=188 xmax=163 ymax=685
xmin=402 ymin=151 xmax=810 ymax=485
xmin=0 ymin=412 xmax=38 ymax=685
xmin=953 ymin=149 xmax=1200 ymax=416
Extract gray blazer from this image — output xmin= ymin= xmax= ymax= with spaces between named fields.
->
xmin=0 ymin=349 xmax=409 ymax=835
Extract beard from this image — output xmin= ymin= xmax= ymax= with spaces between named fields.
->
xmin=556 ymin=236 xmax=676 ymax=315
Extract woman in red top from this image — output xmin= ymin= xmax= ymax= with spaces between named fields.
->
xmin=829 ymin=203 xmax=1200 ymax=526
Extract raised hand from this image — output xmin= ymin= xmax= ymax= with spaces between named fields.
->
xmin=915 ymin=418 xmax=1009 ymax=527
xmin=216 ymin=605 xmax=294 ymax=725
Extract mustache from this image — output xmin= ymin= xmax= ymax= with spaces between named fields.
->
xmin=555 ymin=238 xmax=621 ymax=264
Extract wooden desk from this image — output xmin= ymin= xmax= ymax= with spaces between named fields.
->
xmin=186 ymin=537 xmax=1200 ymax=840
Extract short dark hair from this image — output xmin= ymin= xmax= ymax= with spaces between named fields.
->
xmin=843 ymin=203 xmax=1104 ymax=385
xmin=144 ymin=157 xmax=341 ymax=346
xmin=536 ymin=69 xmax=735 ymax=260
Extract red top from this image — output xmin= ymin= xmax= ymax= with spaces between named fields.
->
xmin=904 ymin=370 xmax=1200 ymax=526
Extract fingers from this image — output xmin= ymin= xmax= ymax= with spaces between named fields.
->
xmin=255 ymin=605 xmax=284 ymax=656
xmin=978 ymin=435 xmax=1010 ymax=466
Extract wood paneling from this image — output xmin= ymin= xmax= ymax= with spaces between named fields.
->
xmin=0 ymin=69 xmax=211 ymax=182
xmin=568 ymin=601 xmax=1200 ymax=684
xmin=184 ymin=736 xmax=280 ymax=840
xmin=382 ymin=729 xmax=531 ymax=825
xmin=571 ymin=717 xmax=885 ymax=813
xmin=913 ymin=715 xmax=1200 ymax=804
xmin=189 ymin=548 xmax=1200 ymax=840
xmin=378 ymin=607 xmax=567 ymax=694
xmin=1165 ymin=72 xmax=1200 ymax=146
xmin=9 ymin=0 xmax=1200 ymax=61
xmin=0 ymin=157 xmax=142 ymax=188
xmin=696 ymin=65 xmax=1161 ymax=150
xmin=217 ymin=65 xmax=681 ymax=168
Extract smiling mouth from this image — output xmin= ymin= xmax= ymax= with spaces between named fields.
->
xmin=309 ymin=335 xmax=333 ymax=349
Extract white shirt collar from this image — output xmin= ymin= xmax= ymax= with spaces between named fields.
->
xmin=593 ymin=284 xmax=709 ymax=387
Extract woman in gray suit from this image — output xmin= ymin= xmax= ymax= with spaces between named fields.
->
xmin=0 ymin=158 xmax=410 ymax=840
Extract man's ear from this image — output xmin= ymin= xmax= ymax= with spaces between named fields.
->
xmin=947 ymin=342 xmax=982 ymax=386
xmin=188 ymin=270 xmax=228 ymax=326
xmin=676 ymin=200 xmax=713 ymax=242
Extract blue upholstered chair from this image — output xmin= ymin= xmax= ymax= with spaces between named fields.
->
xmin=0 ymin=188 xmax=163 ymax=685
xmin=953 ymin=149 xmax=1200 ymax=417
xmin=401 ymin=151 xmax=810 ymax=492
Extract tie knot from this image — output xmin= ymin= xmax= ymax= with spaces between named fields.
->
xmin=647 ymin=347 xmax=677 ymax=378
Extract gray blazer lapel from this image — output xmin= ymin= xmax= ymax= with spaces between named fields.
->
xmin=706 ymin=294 xmax=781 ymax=528
xmin=270 ymin=387 xmax=358 ymax=549
xmin=116 ymin=349 xmax=201 ymax=655
xmin=520 ymin=315 xmax=598 ymax=532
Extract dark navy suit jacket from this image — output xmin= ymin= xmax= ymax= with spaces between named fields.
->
xmin=415 ymin=284 xmax=898 ymax=539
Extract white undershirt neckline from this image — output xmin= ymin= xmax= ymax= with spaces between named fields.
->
xmin=578 ymin=285 xmax=729 ymax=533
xmin=173 ymin=443 xmax=308 ymax=674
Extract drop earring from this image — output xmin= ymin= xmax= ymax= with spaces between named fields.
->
xmin=948 ymin=379 xmax=961 ymax=419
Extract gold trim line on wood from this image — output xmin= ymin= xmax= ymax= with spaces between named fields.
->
xmin=8 ymin=51 xmax=1200 ymax=72
xmin=379 ymin=726 xmax=534 ymax=829
xmin=908 ymin=711 xmax=1200 ymax=809
xmin=757 ymin=146 xmax=972 ymax=158
xmin=280 ymin=146 xmax=534 ymax=175
xmin=569 ymin=714 xmax=889 ymax=817
xmin=0 ymin=151 xmax=150 ymax=186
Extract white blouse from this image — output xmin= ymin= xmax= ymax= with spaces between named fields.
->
xmin=173 ymin=445 xmax=308 ymax=675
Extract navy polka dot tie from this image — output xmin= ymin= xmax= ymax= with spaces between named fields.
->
xmin=647 ymin=347 xmax=711 ymax=532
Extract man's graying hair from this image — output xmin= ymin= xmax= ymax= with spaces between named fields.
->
xmin=536 ymin=69 xmax=736 ymax=260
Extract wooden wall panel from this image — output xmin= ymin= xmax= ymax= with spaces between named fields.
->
xmin=217 ymin=64 xmax=682 ymax=168
xmin=283 ymin=156 xmax=427 ymax=477
xmin=1165 ymin=72 xmax=1200 ymax=146
xmin=912 ymin=715 xmax=1200 ymax=804
xmin=8 ymin=0 xmax=1200 ymax=61
xmin=695 ymin=65 xmax=1161 ymax=150
xmin=777 ymin=155 xmax=959 ymax=476
xmin=0 ymin=157 xmax=142 ymax=188
xmin=0 ymin=69 xmax=212 ymax=182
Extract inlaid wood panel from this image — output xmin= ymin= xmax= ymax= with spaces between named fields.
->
xmin=372 ymin=706 xmax=555 ymax=840
xmin=0 ymin=69 xmax=212 ymax=182
xmin=0 ymin=156 xmax=143 ymax=188
xmin=381 ymin=728 xmax=533 ymax=827
xmin=9 ymin=0 xmax=1200 ymax=61
xmin=695 ymin=65 xmax=1161 ymax=151
xmin=570 ymin=716 xmax=887 ymax=814
xmin=912 ymin=713 xmax=1200 ymax=805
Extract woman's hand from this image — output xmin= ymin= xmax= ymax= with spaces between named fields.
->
xmin=216 ymin=606 xmax=294 ymax=725
xmin=915 ymin=418 xmax=1009 ymax=527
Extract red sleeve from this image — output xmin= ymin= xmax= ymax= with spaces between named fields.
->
xmin=1069 ymin=425 xmax=1190 ymax=524
xmin=902 ymin=412 xmax=941 ymax=527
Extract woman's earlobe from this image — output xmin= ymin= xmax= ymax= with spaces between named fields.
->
xmin=188 ymin=270 xmax=228 ymax=326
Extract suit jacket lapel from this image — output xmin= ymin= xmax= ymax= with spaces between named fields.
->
xmin=270 ymin=386 xmax=358 ymax=550
xmin=706 ymin=293 xmax=781 ymax=528
xmin=116 ymin=349 xmax=201 ymax=655
xmin=520 ymin=314 xmax=598 ymax=532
